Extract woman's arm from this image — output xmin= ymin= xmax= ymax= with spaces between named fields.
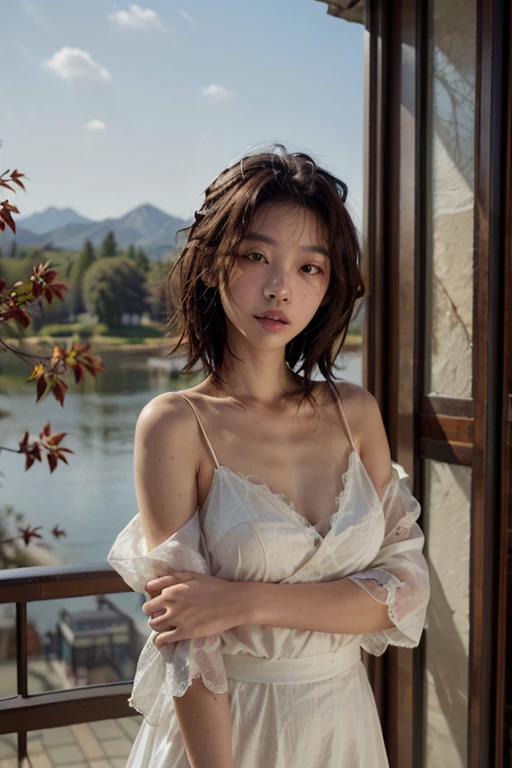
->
xmin=239 ymin=576 xmax=395 ymax=634
xmin=174 ymin=678 xmax=233 ymax=768
xmin=135 ymin=395 xmax=234 ymax=768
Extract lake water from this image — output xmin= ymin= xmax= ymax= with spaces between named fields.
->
xmin=0 ymin=344 xmax=362 ymax=644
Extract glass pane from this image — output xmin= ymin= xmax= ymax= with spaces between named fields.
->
xmin=0 ymin=733 xmax=17 ymax=764
xmin=424 ymin=0 xmax=477 ymax=398
xmin=24 ymin=717 xmax=140 ymax=767
xmin=0 ymin=603 xmax=18 ymax=699
xmin=0 ymin=370 xmax=192 ymax=569
xmin=0 ymin=0 xmax=366 ymax=573
xmin=311 ymin=11 xmax=365 ymax=389
xmin=27 ymin=592 xmax=149 ymax=693
xmin=423 ymin=459 xmax=471 ymax=767
xmin=336 ymin=304 xmax=364 ymax=387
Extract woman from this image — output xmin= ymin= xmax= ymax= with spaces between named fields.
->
xmin=108 ymin=145 xmax=430 ymax=767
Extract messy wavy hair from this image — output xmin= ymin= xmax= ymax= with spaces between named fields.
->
xmin=165 ymin=144 xmax=365 ymax=403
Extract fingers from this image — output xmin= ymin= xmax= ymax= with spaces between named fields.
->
xmin=142 ymin=582 xmax=180 ymax=615
xmin=147 ymin=608 xmax=174 ymax=629
xmin=148 ymin=608 xmax=165 ymax=621
xmin=142 ymin=595 xmax=169 ymax=616
xmin=142 ymin=572 xmax=196 ymax=644
xmin=145 ymin=573 xmax=179 ymax=595
xmin=153 ymin=628 xmax=181 ymax=647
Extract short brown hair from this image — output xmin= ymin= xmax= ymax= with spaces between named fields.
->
xmin=166 ymin=144 xmax=364 ymax=401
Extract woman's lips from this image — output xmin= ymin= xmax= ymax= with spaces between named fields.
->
xmin=254 ymin=316 xmax=290 ymax=332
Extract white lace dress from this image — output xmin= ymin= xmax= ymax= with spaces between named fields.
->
xmin=108 ymin=394 xmax=430 ymax=767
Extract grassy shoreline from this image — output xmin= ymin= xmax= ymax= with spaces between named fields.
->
xmin=10 ymin=332 xmax=363 ymax=355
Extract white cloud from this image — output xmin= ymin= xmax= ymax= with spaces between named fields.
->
xmin=109 ymin=4 xmax=166 ymax=30
xmin=86 ymin=119 xmax=107 ymax=132
xmin=201 ymin=84 xmax=234 ymax=103
xmin=179 ymin=9 xmax=195 ymax=26
xmin=41 ymin=47 xmax=111 ymax=82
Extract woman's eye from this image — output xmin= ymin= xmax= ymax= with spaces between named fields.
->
xmin=239 ymin=254 xmax=322 ymax=274
xmin=242 ymin=252 xmax=265 ymax=263
xmin=301 ymin=264 xmax=322 ymax=275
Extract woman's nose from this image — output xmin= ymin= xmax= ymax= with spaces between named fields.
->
xmin=263 ymin=272 xmax=290 ymax=302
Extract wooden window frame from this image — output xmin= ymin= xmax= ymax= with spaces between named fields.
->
xmin=362 ymin=0 xmax=510 ymax=765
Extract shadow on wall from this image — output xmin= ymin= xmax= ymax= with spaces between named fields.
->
xmin=424 ymin=461 xmax=471 ymax=766
xmin=426 ymin=563 xmax=469 ymax=764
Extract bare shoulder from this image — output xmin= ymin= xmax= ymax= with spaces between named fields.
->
xmin=133 ymin=391 xmax=201 ymax=550
xmin=332 ymin=379 xmax=376 ymax=407
xmin=332 ymin=381 xmax=393 ymax=498
xmin=331 ymin=380 xmax=379 ymax=433
xmin=135 ymin=391 xmax=198 ymax=450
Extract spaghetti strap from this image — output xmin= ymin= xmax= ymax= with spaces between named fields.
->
xmin=177 ymin=393 xmax=221 ymax=469
xmin=326 ymin=380 xmax=357 ymax=453
xmin=337 ymin=398 xmax=357 ymax=453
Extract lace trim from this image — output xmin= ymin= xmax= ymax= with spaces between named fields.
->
xmin=128 ymin=670 xmax=229 ymax=716
xmin=348 ymin=570 xmax=404 ymax=623
xmin=216 ymin=448 xmax=359 ymax=534
xmin=128 ymin=633 xmax=228 ymax=725
xmin=348 ymin=570 xmax=426 ymax=656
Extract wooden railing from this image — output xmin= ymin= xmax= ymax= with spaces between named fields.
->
xmin=0 ymin=564 xmax=135 ymax=762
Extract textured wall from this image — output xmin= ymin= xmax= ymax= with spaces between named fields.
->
xmin=423 ymin=0 xmax=476 ymax=765
xmin=425 ymin=0 xmax=476 ymax=400
xmin=424 ymin=461 xmax=471 ymax=767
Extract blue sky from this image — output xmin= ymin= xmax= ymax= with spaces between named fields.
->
xmin=1 ymin=0 xmax=364 ymax=229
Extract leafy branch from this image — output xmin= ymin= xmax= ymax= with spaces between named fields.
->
xmin=0 ymin=159 xmax=106 ymax=559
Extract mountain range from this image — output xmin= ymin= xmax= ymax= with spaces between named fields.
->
xmin=0 ymin=204 xmax=191 ymax=259
xmin=20 ymin=206 xmax=91 ymax=234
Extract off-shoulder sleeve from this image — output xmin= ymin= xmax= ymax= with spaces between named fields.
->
xmin=107 ymin=511 xmax=228 ymax=725
xmin=347 ymin=464 xmax=430 ymax=656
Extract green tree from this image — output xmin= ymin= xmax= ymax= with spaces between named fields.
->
xmin=83 ymin=256 xmax=150 ymax=329
xmin=126 ymin=243 xmax=150 ymax=274
xmin=99 ymin=229 xmax=118 ymax=259
xmin=135 ymin=246 xmax=150 ymax=274
xmin=69 ymin=239 xmax=96 ymax=316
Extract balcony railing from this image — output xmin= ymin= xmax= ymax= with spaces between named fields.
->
xmin=0 ymin=564 xmax=136 ymax=764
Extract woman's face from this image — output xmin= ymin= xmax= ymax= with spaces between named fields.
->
xmin=219 ymin=201 xmax=331 ymax=351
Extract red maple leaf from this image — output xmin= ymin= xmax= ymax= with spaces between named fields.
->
xmin=18 ymin=526 xmax=43 ymax=546
xmin=18 ymin=422 xmax=74 ymax=472
xmin=51 ymin=525 xmax=67 ymax=539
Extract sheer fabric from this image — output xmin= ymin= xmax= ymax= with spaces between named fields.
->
xmin=107 ymin=442 xmax=429 ymax=767
xmin=347 ymin=465 xmax=430 ymax=655
xmin=107 ymin=510 xmax=228 ymax=725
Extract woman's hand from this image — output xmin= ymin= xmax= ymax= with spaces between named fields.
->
xmin=142 ymin=572 xmax=247 ymax=648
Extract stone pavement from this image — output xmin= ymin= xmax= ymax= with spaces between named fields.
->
xmin=0 ymin=716 xmax=141 ymax=767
